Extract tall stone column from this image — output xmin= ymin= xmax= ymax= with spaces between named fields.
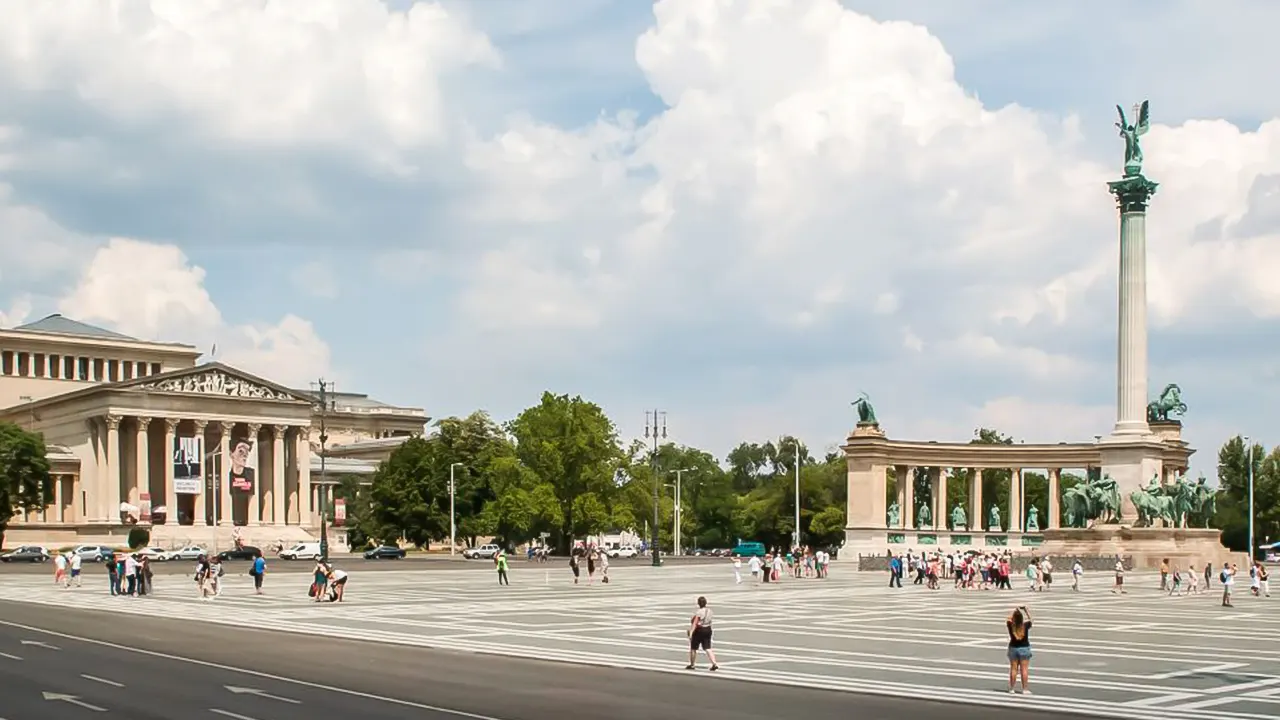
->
xmin=971 ymin=469 xmax=984 ymax=531
xmin=902 ymin=465 xmax=915 ymax=530
xmin=192 ymin=420 xmax=208 ymax=525
xmin=296 ymin=428 xmax=312 ymax=526
xmin=164 ymin=419 xmax=178 ymax=524
xmin=1108 ymin=173 xmax=1159 ymax=437
xmin=70 ymin=474 xmax=82 ymax=523
xmin=1048 ymin=468 xmax=1061 ymax=530
xmin=105 ymin=415 xmax=122 ymax=524
xmin=133 ymin=416 xmax=152 ymax=507
xmin=246 ymin=423 xmax=262 ymax=525
xmin=53 ymin=475 xmax=64 ymax=522
xmin=86 ymin=419 xmax=103 ymax=522
xmin=935 ymin=468 xmax=948 ymax=529
xmin=1008 ymin=468 xmax=1022 ymax=532
xmin=219 ymin=422 xmax=234 ymax=526
xmin=272 ymin=426 xmax=286 ymax=526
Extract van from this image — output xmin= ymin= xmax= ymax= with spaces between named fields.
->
xmin=730 ymin=541 xmax=766 ymax=558
xmin=279 ymin=542 xmax=322 ymax=561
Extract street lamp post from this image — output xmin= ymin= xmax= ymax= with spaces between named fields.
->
xmin=793 ymin=443 xmax=801 ymax=549
xmin=671 ymin=468 xmax=692 ymax=555
xmin=645 ymin=410 xmax=667 ymax=567
xmin=449 ymin=462 xmax=463 ymax=555
xmin=1246 ymin=435 xmax=1256 ymax=563
xmin=313 ymin=378 xmax=336 ymax=563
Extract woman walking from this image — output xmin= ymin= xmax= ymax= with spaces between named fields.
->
xmin=1006 ymin=605 xmax=1033 ymax=694
xmin=685 ymin=596 xmax=719 ymax=671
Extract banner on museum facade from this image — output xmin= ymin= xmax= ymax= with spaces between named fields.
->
xmin=173 ymin=436 xmax=203 ymax=495
xmin=228 ymin=430 xmax=258 ymax=494
xmin=334 ymin=498 xmax=346 ymax=527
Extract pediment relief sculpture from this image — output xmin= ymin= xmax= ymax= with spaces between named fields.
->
xmin=135 ymin=369 xmax=293 ymax=401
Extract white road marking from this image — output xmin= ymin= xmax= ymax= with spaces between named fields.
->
xmin=20 ymin=640 xmax=59 ymax=650
xmin=43 ymin=692 xmax=106 ymax=711
xmin=1148 ymin=663 xmax=1249 ymax=680
xmin=0 ymin=652 xmax=21 ymax=660
xmin=210 ymin=710 xmax=260 ymax=720
xmin=81 ymin=674 xmax=125 ymax=688
xmin=225 ymin=686 xmax=300 ymax=704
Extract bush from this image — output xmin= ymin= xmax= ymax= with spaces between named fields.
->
xmin=127 ymin=527 xmax=150 ymax=550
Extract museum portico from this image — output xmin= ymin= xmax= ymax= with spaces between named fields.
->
xmin=0 ymin=314 xmax=428 ymax=547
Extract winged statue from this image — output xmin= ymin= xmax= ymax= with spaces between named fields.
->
xmin=1116 ymin=100 xmax=1150 ymax=176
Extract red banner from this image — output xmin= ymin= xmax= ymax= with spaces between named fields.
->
xmin=334 ymin=498 xmax=346 ymax=527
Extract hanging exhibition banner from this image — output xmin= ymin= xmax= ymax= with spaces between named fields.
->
xmin=173 ymin=436 xmax=203 ymax=495
xmin=334 ymin=498 xmax=347 ymax=527
xmin=228 ymin=431 xmax=258 ymax=494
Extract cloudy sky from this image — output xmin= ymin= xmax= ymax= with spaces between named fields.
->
xmin=2 ymin=0 xmax=1278 ymax=473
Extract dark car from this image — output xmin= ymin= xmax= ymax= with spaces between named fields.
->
xmin=363 ymin=545 xmax=406 ymax=560
xmin=0 ymin=546 xmax=50 ymax=563
xmin=217 ymin=546 xmax=261 ymax=561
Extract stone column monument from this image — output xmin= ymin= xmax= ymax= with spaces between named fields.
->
xmin=1099 ymin=100 xmax=1166 ymax=520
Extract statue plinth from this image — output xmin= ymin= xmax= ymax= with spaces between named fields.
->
xmin=1148 ymin=419 xmax=1184 ymax=444
xmin=851 ymin=422 xmax=885 ymax=438
xmin=1040 ymin=526 xmax=1236 ymax=570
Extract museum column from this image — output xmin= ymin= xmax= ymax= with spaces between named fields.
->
xmin=133 ymin=416 xmax=152 ymax=507
xmin=935 ymin=468 xmax=948 ymax=529
xmin=296 ymin=428 xmax=312 ymax=526
xmin=105 ymin=415 xmax=122 ymax=523
xmin=1008 ymin=468 xmax=1022 ymax=532
xmin=86 ymin=420 xmax=104 ymax=522
xmin=246 ymin=423 xmax=262 ymax=525
xmin=163 ymin=419 xmax=178 ymax=522
xmin=1047 ymin=468 xmax=1061 ymax=530
xmin=272 ymin=426 xmax=286 ymax=526
xmin=53 ymin=475 xmax=63 ymax=522
xmin=219 ymin=422 xmax=234 ymax=526
xmin=192 ymin=420 xmax=208 ymax=525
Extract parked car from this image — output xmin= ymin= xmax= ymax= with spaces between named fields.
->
xmin=278 ymin=542 xmax=322 ymax=561
xmin=462 ymin=544 xmax=501 ymax=560
xmin=218 ymin=546 xmax=261 ymax=562
xmin=0 ymin=545 xmax=50 ymax=563
xmin=363 ymin=545 xmax=406 ymax=560
xmin=71 ymin=545 xmax=114 ymax=563
xmin=135 ymin=546 xmax=170 ymax=561
xmin=165 ymin=545 xmax=207 ymax=562
xmin=730 ymin=541 xmax=767 ymax=558
xmin=608 ymin=545 xmax=638 ymax=558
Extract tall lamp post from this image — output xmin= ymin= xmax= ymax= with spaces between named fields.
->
xmin=645 ymin=410 xmax=667 ymax=567
xmin=313 ymin=378 xmax=336 ymax=563
xmin=449 ymin=462 xmax=463 ymax=556
xmin=793 ymin=442 xmax=801 ymax=549
xmin=1245 ymin=435 xmax=1256 ymax=562
xmin=671 ymin=468 xmax=692 ymax=555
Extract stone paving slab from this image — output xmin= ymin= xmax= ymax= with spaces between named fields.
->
xmin=0 ymin=564 xmax=1277 ymax=719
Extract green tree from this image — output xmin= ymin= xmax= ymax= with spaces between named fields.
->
xmin=1214 ymin=435 xmax=1280 ymax=554
xmin=476 ymin=456 xmax=561 ymax=547
xmin=973 ymin=428 xmax=1014 ymax=528
xmin=508 ymin=392 xmax=621 ymax=552
xmin=0 ymin=421 xmax=51 ymax=545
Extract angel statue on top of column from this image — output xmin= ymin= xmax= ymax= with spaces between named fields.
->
xmin=1116 ymin=100 xmax=1150 ymax=177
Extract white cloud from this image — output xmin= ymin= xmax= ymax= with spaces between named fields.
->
xmin=58 ymin=238 xmax=333 ymax=387
xmin=291 ymin=260 xmax=339 ymax=300
xmin=0 ymin=0 xmax=497 ymax=151
xmin=0 ymin=295 xmax=31 ymax=328
xmin=941 ymin=333 xmax=1088 ymax=380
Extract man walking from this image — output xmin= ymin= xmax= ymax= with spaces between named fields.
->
xmin=495 ymin=549 xmax=510 ymax=586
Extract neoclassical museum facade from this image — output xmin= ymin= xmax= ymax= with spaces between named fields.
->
xmin=0 ymin=314 xmax=427 ymax=548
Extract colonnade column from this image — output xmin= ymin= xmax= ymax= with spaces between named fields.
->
xmin=1048 ymin=468 xmax=1061 ymax=530
xmin=105 ymin=415 xmax=121 ymax=523
xmin=53 ymin=475 xmax=64 ymax=522
xmin=132 ymin=416 xmax=151 ymax=507
xmin=297 ymin=430 xmax=312 ymax=527
xmin=163 ymin=419 xmax=178 ymax=521
xmin=192 ymin=420 xmax=208 ymax=525
xmin=1009 ymin=468 xmax=1023 ymax=532
xmin=219 ymin=422 xmax=233 ymax=526
xmin=902 ymin=465 xmax=915 ymax=529
xmin=246 ymin=423 xmax=262 ymax=525
xmin=935 ymin=468 xmax=948 ymax=529
xmin=272 ymin=426 xmax=286 ymax=526
xmin=971 ymin=469 xmax=984 ymax=531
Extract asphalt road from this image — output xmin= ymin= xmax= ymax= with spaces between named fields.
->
xmin=0 ymin=600 xmax=1087 ymax=720
xmin=0 ymin=554 xmax=719 ymax=575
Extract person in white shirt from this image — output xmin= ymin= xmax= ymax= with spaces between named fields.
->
xmin=747 ymin=555 xmax=762 ymax=581
xmin=68 ymin=552 xmax=82 ymax=587
xmin=328 ymin=567 xmax=349 ymax=602
xmin=54 ymin=553 xmax=68 ymax=587
xmin=732 ymin=557 xmax=742 ymax=584
xmin=1221 ymin=563 xmax=1235 ymax=607
xmin=124 ymin=554 xmax=139 ymax=596
xmin=771 ymin=554 xmax=784 ymax=582
xmin=1071 ymin=560 xmax=1083 ymax=592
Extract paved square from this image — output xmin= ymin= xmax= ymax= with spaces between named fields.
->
xmin=2 ymin=563 xmax=1278 ymax=719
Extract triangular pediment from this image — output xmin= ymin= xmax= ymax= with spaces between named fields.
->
xmin=123 ymin=363 xmax=311 ymax=403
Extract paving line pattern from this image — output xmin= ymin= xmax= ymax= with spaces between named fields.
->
xmin=2 ymin=564 xmax=1279 ymax=719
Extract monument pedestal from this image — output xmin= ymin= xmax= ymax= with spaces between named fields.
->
xmin=1040 ymin=525 xmax=1235 ymax=570
xmin=1098 ymin=435 xmax=1166 ymax=520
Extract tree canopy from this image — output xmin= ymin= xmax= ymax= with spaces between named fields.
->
xmin=0 ymin=421 xmax=52 ymax=545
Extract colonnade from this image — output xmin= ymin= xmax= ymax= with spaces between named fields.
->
xmin=77 ymin=414 xmax=314 ymax=527
xmin=890 ymin=466 xmax=1069 ymax=532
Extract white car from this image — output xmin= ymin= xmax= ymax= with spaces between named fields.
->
xmin=608 ymin=545 xmax=638 ymax=558
xmin=279 ymin=542 xmax=322 ymax=560
xmin=135 ymin=546 xmax=170 ymax=561
xmin=166 ymin=545 xmax=206 ymax=562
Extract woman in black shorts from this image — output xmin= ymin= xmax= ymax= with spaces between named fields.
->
xmin=686 ymin=596 xmax=719 ymax=671
xmin=569 ymin=552 xmax=581 ymax=585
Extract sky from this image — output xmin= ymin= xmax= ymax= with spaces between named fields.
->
xmin=2 ymin=0 xmax=1279 ymax=475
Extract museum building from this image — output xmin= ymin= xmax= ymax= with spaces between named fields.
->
xmin=0 ymin=314 xmax=428 ymax=548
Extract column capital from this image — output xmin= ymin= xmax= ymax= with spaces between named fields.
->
xmin=271 ymin=424 xmax=286 ymax=439
xmin=105 ymin=415 xmax=122 ymax=430
xmin=219 ymin=420 xmax=235 ymax=433
xmin=136 ymin=416 xmax=154 ymax=427
xmin=164 ymin=417 xmax=180 ymax=432
xmin=246 ymin=423 xmax=262 ymax=435
xmin=193 ymin=419 xmax=209 ymax=431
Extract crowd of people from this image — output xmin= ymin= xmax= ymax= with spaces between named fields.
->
xmin=734 ymin=546 xmax=831 ymax=585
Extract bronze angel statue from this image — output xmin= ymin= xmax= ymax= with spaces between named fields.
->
xmin=1116 ymin=100 xmax=1150 ymax=177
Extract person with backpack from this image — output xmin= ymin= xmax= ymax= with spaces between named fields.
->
xmin=1221 ymin=563 xmax=1236 ymax=607
xmin=495 ymin=549 xmax=509 ymax=586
